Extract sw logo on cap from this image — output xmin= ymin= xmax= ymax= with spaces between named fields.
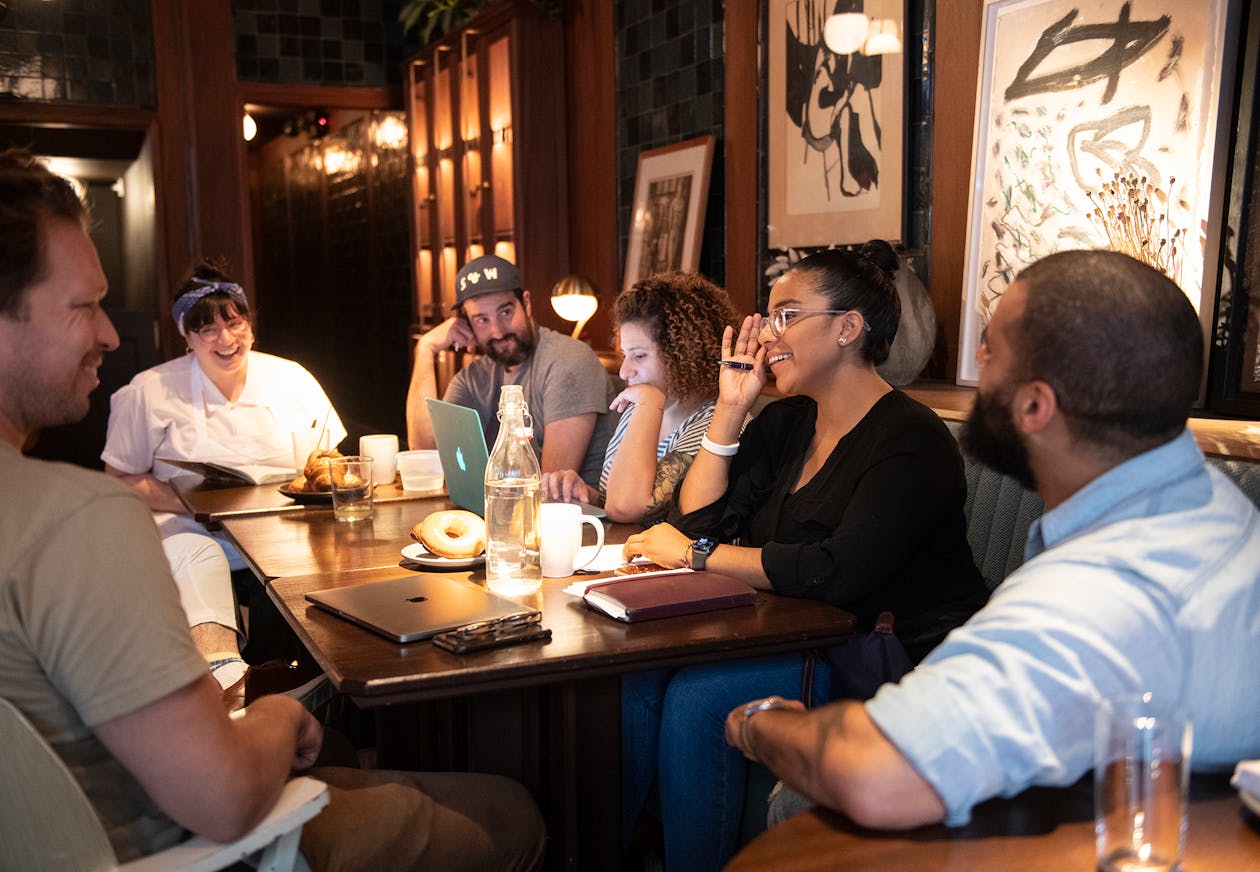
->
xmin=458 ymin=266 xmax=499 ymax=293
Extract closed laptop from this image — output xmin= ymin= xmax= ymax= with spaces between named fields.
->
xmin=305 ymin=573 xmax=529 ymax=643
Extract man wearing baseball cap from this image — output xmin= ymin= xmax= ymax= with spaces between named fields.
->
xmin=406 ymin=254 xmax=619 ymax=487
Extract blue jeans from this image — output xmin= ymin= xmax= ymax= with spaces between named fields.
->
xmin=621 ymin=654 xmax=831 ymax=872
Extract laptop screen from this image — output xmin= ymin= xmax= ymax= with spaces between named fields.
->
xmin=426 ymin=398 xmax=489 ymax=515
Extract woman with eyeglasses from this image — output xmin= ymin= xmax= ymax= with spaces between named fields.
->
xmin=101 ymin=259 xmax=345 ymax=697
xmin=619 ymin=242 xmax=988 ymax=871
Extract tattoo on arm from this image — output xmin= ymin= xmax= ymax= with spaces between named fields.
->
xmin=641 ymin=452 xmax=695 ymax=523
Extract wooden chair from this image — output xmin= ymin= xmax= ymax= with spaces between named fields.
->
xmin=0 ymin=697 xmax=329 ymax=872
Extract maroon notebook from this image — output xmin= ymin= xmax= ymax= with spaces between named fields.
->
xmin=582 ymin=571 xmax=758 ymax=622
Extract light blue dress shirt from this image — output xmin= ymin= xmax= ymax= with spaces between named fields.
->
xmin=866 ymin=429 xmax=1260 ymax=825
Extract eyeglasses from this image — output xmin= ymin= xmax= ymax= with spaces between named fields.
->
xmin=192 ymin=318 xmax=250 ymax=342
xmin=764 ymin=307 xmax=870 ymax=338
xmin=452 ymin=610 xmax=541 ymax=641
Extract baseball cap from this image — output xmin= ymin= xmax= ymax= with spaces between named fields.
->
xmin=453 ymin=255 xmax=523 ymax=309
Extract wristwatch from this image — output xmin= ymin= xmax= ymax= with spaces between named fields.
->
xmin=687 ymin=536 xmax=718 ymax=571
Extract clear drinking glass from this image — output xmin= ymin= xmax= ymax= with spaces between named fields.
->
xmin=1094 ymin=694 xmax=1192 ymax=872
xmin=329 ymin=456 xmax=375 ymax=522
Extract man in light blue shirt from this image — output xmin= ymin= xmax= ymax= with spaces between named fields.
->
xmin=724 ymin=249 xmax=1260 ymax=828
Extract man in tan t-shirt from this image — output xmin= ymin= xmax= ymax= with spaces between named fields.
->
xmin=0 ymin=148 xmax=544 ymax=870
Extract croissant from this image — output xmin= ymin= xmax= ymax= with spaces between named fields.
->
xmin=303 ymin=449 xmax=342 ymax=492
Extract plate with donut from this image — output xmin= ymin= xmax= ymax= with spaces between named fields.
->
xmin=403 ymin=509 xmax=487 ymax=568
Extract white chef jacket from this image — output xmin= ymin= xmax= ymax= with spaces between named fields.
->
xmin=102 ymin=350 xmax=347 ymax=480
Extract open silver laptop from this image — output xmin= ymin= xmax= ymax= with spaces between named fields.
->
xmin=305 ymin=573 xmax=528 ymax=643
xmin=425 ymin=397 xmax=604 ymax=518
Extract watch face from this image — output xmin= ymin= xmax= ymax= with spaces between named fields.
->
xmin=694 ymin=536 xmax=718 ymax=554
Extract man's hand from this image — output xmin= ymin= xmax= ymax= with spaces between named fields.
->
xmin=724 ymin=696 xmax=805 ymax=761
xmin=541 ymin=469 xmax=593 ymax=504
xmin=420 ymin=316 xmax=475 ymax=354
xmin=291 ymin=708 xmax=324 ymax=771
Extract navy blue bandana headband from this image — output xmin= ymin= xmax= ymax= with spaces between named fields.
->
xmin=172 ymin=278 xmax=248 ymax=333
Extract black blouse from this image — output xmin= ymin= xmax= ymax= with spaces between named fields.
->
xmin=671 ymin=390 xmax=988 ymax=637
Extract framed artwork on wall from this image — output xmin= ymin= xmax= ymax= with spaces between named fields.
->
xmin=767 ymin=0 xmax=905 ymax=249
xmin=623 ymin=135 xmax=715 ymax=291
xmin=957 ymin=0 xmax=1234 ymax=384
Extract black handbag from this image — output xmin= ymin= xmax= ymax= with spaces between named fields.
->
xmin=801 ymin=611 xmax=913 ymax=706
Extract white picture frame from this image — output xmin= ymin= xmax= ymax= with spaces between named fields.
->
xmin=957 ymin=0 xmax=1232 ymax=383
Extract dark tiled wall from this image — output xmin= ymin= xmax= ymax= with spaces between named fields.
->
xmin=232 ymin=0 xmax=416 ymax=88
xmin=0 ymin=0 xmax=154 ymax=107
xmin=615 ymin=0 xmax=727 ymax=285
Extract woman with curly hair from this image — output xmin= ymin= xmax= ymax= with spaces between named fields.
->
xmin=542 ymin=271 xmax=741 ymax=524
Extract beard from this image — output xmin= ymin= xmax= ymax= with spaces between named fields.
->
xmin=960 ymin=384 xmax=1036 ymax=490
xmin=480 ymin=320 xmax=536 ymax=367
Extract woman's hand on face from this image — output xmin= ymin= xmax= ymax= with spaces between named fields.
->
xmin=541 ymin=469 xmax=592 ymax=504
xmin=610 ymin=383 xmax=667 ymax=415
xmin=718 ymin=317 xmax=767 ymax=411
xmin=620 ymin=523 xmax=692 ymax=569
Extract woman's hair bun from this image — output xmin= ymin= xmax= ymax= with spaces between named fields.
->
xmin=859 ymin=239 xmax=900 ymax=281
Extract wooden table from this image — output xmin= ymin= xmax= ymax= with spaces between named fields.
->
xmin=725 ymin=775 xmax=1260 ymax=871
xmin=172 ymin=475 xmax=444 ymax=526
xmin=220 ymin=496 xmax=459 ymax=580
xmin=265 ymin=556 xmax=855 ymax=871
xmin=268 ymin=565 xmax=856 ymax=703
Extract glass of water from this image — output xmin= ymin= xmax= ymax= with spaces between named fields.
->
xmin=328 ymin=456 xmax=375 ymax=522
xmin=1094 ymin=693 xmax=1192 ymax=872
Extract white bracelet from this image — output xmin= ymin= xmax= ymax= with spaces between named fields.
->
xmin=701 ymin=434 xmax=740 ymax=457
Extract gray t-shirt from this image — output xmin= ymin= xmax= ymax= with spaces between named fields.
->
xmin=0 ymin=441 xmax=207 ymax=861
xmin=445 ymin=325 xmax=620 ymax=486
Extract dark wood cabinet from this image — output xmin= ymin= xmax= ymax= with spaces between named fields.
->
xmin=405 ymin=0 xmax=568 ymax=327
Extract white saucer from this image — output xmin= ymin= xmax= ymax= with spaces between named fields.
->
xmin=401 ymin=542 xmax=485 ymax=569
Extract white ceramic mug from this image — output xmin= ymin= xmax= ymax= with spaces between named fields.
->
xmin=358 ymin=434 xmax=400 ymax=485
xmin=539 ymin=502 xmax=605 ymax=578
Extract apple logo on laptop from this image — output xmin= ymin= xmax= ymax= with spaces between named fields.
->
xmin=455 ymin=446 xmax=467 ymax=472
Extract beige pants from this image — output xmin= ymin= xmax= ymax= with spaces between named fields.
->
xmin=300 ymin=767 xmax=545 ymax=872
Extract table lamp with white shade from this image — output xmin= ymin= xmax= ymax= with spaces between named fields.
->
xmin=551 ymin=275 xmax=599 ymax=340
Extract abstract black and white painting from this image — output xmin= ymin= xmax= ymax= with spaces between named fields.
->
xmin=768 ymin=0 xmax=905 ymax=248
xmin=957 ymin=0 xmax=1231 ymax=383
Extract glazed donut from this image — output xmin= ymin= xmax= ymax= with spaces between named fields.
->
xmin=412 ymin=509 xmax=487 ymax=559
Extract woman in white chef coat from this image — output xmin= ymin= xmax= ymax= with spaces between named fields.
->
xmin=102 ymin=259 xmax=345 ymax=691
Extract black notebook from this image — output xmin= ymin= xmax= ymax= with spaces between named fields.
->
xmin=305 ymin=573 xmax=529 ymax=643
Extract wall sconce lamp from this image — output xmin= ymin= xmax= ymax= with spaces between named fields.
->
xmin=551 ymin=275 xmax=599 ymax=340
xmin=242 ymin=111 xmax=258 ymax=142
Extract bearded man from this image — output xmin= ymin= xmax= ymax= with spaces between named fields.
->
xmin=405 ymin=254 xmax=618 ymax=487
xmin=723 ymin=249 xmax=1260 ymax=830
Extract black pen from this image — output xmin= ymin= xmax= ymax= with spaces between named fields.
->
xmin=719 ymin=360 xmax=755 ymax=372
